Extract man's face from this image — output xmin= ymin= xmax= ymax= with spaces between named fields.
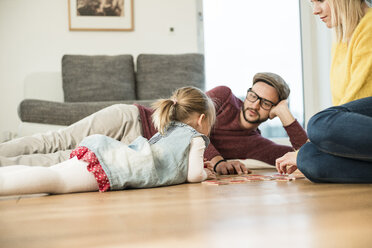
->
xmin=241 ymin=81 xmax=280 ymax=125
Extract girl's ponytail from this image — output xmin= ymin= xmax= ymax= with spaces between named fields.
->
xmin=151 ymin=99 xmax=177 ymax=134
xmin=152 ymin=86 xmax=216 ymax=134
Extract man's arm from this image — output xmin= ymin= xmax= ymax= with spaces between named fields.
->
xmin=269 ymin=100 xmax=295 ymax=126
xmin=206 ymin=86 xmax=250 ymax=174
xmin=269 ymin=100 xmax=308 ymax=149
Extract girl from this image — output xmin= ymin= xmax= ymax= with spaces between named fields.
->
xmin=0 ymin=87 xmax=216 ymax=195
xmin=276 ymin=0 xmax=372 ymax=183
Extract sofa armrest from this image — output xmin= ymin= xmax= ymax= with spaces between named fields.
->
xmin=18 ymin=99 xmax=155 ymax=126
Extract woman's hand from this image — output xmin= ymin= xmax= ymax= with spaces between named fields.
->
xmin=275 ymin=151 xmax=298 ymax=174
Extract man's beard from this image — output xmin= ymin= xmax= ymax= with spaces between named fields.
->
xmin=241 ymin=105 xmax=268 ymax=124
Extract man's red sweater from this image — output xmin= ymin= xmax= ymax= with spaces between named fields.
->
xmin=135 ymin=86 xmax=308 ymax=165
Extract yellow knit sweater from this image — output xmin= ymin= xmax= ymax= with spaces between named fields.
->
xmin=330 ymin=8 xmax=372 ymax=106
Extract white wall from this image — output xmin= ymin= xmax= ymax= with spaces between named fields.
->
xmin=0 ymin=0 xmax=200 ymax=139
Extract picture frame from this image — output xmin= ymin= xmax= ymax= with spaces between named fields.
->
xmin=68 ymin=0 xmax=134 ymax=31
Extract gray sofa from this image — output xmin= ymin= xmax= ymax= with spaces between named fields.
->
xmin=18 ymin=53 xmax=205 ymax=127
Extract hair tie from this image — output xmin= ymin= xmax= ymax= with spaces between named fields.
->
xmin=172 ymin=99 xmax=177 ymax=106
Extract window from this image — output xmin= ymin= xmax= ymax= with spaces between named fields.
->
xmin=202 ymin=0 xmax=304 ymax=137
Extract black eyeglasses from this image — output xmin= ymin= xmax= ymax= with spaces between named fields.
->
xmin=246 ymin=88 xmax=277 ymax=110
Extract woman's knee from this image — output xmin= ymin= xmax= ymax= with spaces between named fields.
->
xmin=307 ymin=106 xmax=345 ymax=144
xmin=297 ymin=142 xmax=325 ymax=183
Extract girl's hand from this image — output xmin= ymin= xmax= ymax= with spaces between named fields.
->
xmin=204 ymin=160 xmax=214 ymax=170
xmin=204 ymin=168 xmax=217 ymax=179
xmin=204 ymin=160 xmax=217 ymax=179
xmin=275 ymin=151 xmax=298 ymax=174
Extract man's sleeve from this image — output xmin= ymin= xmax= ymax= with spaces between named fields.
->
xmin=204 ymin=85 xmax=234 ymax=161
xmin=204 ymin=143 xmax=221 ymax=161
xmin=283 ymin=120 xmax=308 ymax=150
xmin=206 ymin=85 xmax=233 ymax=114
xmin=245 ymin=120 xmax=307 ymax=165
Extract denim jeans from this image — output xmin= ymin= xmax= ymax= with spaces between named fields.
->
xmin=297 ymin=97 xmax=372 ymax=183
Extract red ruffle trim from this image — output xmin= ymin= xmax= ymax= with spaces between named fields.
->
xmin=70 ymin=146 xmax=110 ymax=192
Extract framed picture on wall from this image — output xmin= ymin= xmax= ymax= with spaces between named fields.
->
xmin=68 ymin=0 xmax=134 ymax=31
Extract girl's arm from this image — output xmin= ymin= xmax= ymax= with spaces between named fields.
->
xmin=0 ymin=157 xmax=98 ymax=196
xmin=187 ymin=137 xmax=208 ymax=183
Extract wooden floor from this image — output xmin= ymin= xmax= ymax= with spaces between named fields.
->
xmin=1 ymin=169 xmax=372 ymax=248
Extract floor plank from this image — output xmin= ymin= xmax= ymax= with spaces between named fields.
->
xmin=1 ymin=169 xmax=372 ymax=248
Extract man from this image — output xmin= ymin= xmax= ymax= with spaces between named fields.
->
xmin=204 ymin=72 xmax=307 ymax=175
xmin=0 ymin=72 xmax=307 ymax=174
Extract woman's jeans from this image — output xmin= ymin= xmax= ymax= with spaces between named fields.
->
xmin=297 ymin=97 xmax=372 ymax=183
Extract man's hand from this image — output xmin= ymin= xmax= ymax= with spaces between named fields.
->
xmin=269 ymin=100 xmax=295 ymax=126
xmin=215 ymin=160 xmax=251 ymax=175
xmin=275 ymin=151 xmax=298 ymax=174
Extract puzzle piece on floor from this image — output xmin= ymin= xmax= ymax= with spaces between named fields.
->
xmin=202 ymin=173 xmax=306 ymax=185
xmin=202 ymin=180 xmax=229 ymax=186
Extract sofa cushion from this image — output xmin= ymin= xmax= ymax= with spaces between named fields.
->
xmin=62 ymin=55 xmax=136 ymax=102
xmin=136 ymin=54 xmax=205 ymax=100
xmin=18 ymin=99 xmax=154 ymax=126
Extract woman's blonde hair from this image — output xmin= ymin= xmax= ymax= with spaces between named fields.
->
xmin=151 ymin=86 xmax=216 ymax=134
xmin=327 ymin=0 xmax=368 ymax=43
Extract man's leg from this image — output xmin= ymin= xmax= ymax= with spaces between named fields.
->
xmin=307 ymin=97 xmax=372 ymax=161
xmin=0 ymin=104 xmax=143 ymax=166
xmin=297 ymin=142 xmax=372 ymax=183
xmin=0 ymin=150 xmax=71 ymax=166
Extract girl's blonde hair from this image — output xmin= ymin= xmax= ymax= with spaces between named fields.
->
xmin=327 ymin=0 xmax=368 ymax=43
xmin=151 ymin=86 xmax=216 ymax=134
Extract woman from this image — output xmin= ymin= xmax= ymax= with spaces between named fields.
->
xmin=276 ymin=0 xmax=372 ymax=183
